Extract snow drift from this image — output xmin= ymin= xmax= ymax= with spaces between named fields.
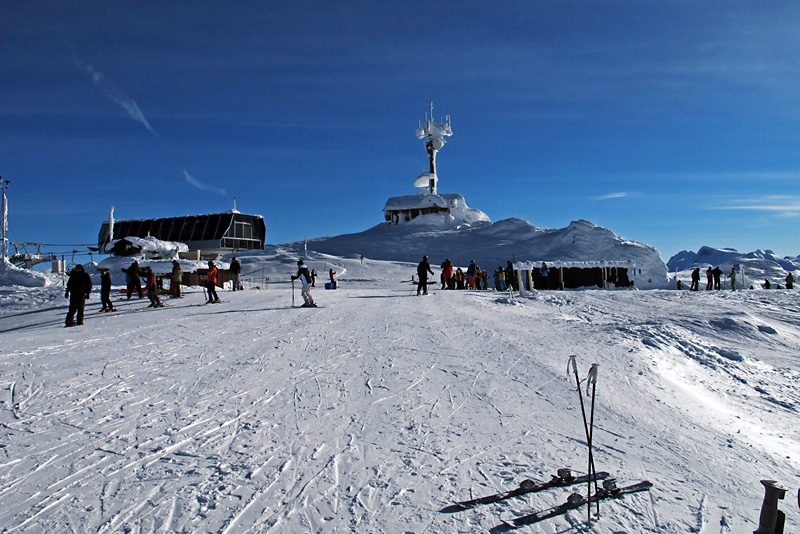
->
xmin=0 ymin=258 xmax=49 ymax=287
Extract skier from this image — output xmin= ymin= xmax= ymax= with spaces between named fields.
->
xmin=416 ymin=255 xmax=434 ymax=295
xmin=764 ymin=279 xmax=771 ymax=290
xmin=122 ymin=260 xmax=144 ymax=299
xmin=65 ymin=264 xmax=92 ymax=327
xmin=310 ymin=269 xmax=317 ymax=287
xmin=99 ymin=268 xmax=116 ymax=312
xmin=292 ymin=259 xmax=317 ymax=307
xmin=690 ymin=267 xmax=700 ymax=291
xmin=706 ymin=267 xmax=713 ymax=290
xmin=712 ymin=266 xmax=722 ymax=290
xmin=730 ymin=267 xmax=736 ymax=291
xmin=170 ymin=260 xmax=183 ymax=298
xmin=206 ymin=261 xmax=220 ymax=303
xmin=230 ymin=256 xmax=242 ymax=291
xmin=786 ymin=272 xmax=795 ymax=289
xmin=143 ymin=267 xmax=164 ymax=307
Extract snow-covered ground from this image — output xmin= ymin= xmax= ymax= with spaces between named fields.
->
xmin=1 ymin=252 xmax=799 ymax=533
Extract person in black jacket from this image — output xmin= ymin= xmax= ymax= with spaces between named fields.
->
xmin=65 ymin=264 xmax=92 ymax=326
xmin=230 ymin=257 xmax=242 ymax=291
xmin=690 ymin=267 xmax=700 ymax=291
xmin=122 ymin=261 xmax=144 ymax=299
xmin=99 ymin=268 xmax=116 ymax=312
xmin=712 ymin=266 xmax=722 ymax=290
xmin=416 ymin=255 xmax=434 ymax=296
xmin=291 ymin=260 xmax=317 ymax=307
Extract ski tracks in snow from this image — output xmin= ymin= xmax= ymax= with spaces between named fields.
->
xmin=1 ymin=286 xmax=798 ymax=531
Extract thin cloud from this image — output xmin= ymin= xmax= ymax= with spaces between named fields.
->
xmin=183 ymin=170 xmax=228 ymax=196
xmin=716 ymin=195 xmax=800 ymax=217
xmin=74 ymin=57 xmax=157 ymax=136
xmin=596 ymin=192 xmax=628 ymax=200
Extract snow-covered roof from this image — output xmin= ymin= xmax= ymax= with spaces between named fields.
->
xmin=383 ymin=193 xmax=466 ymax=212
xmin=108 ymin=236 xmax=189 ymax=259
xmin=515 ymin=260 xmax=635 ymax=270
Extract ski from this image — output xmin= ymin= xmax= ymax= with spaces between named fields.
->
xmin=501 ymin=480 xmax=653 ymax=529
xmin=450 ymin=469 xmax=609 ymax=510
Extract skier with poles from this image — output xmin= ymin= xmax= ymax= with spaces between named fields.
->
xmin=416 ymin=255 xmax=434 ymax=296
xmin=291 ymin=259 xmax=317 ymax=307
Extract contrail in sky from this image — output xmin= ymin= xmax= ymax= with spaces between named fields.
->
xmin=74 ymin=58 xmax=157 ymax=136
xmin=596 ymin=192 xmax=628 ymax=200
xmin=183 ymin=170 xmax=228 ymax=196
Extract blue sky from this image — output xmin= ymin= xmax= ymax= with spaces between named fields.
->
xmin=2 ymin=1 xmax=799 ymax=263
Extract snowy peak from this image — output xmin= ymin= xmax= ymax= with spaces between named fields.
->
xmin=667 ymin=246 xmax=799 ymax=284
xmin=299 ymin=217 xmax=668 ymax=288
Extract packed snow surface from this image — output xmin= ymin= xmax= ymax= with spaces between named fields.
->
xmin=1 ymin=251 xmax=798 ymax=533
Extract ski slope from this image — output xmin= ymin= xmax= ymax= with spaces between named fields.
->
xmin=1 ymin=255 xmax=798 ymax=533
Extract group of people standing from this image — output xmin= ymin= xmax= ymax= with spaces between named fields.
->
xmin=687 ymin=266 xmax=795 ymax=291
xmin=438 ymin=259 xmax=492 ymax=290
xmin=121 ymin=260 xmax=168 ymax=307
xmin=687 ymin=266 xmax=729 ymax=291
xmin=64 ymin=256 xmax=245 ymax=326
xmin=416 ymin=257 xmax=520 ymax=294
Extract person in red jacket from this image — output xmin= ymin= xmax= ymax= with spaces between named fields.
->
xmin=440 ymin=259 xmax=453 ymax=289
xmin=206 ymin=261 xmax=220 ymax=303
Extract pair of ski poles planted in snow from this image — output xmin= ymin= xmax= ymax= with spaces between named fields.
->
xmin=568 ymin=355 xmax=600 ymax=524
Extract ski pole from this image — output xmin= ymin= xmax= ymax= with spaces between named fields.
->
xmin=291 ymin=279 xmax=295 ymax=307
xmin=567 ymin=355 xmax=599 ymax=522
xmin=586 ymin=363 xmax=600 ymax=518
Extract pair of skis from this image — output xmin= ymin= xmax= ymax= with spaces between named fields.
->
xmin=446 ymin=468 xmax=609 ymax=512
xmin=446 ymin=469 xmax=651 ymax=528
xmin=501 ymin=479 xmax=653 ymax=529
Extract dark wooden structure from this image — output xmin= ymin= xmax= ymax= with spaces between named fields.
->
xmin=98 ymin=212 xmax=266 ymax=258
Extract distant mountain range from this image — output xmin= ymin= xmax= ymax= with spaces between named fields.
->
xmin=667 ymin=246 xmax=799 ymax=283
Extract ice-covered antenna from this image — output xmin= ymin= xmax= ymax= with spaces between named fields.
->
xmin=106 ymin=205 xmax=114 ymax=254
xmin=413 ymin=101 xmax=453 ymax=194
xmin=1 ymin=178 xmax=10 ymax=261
